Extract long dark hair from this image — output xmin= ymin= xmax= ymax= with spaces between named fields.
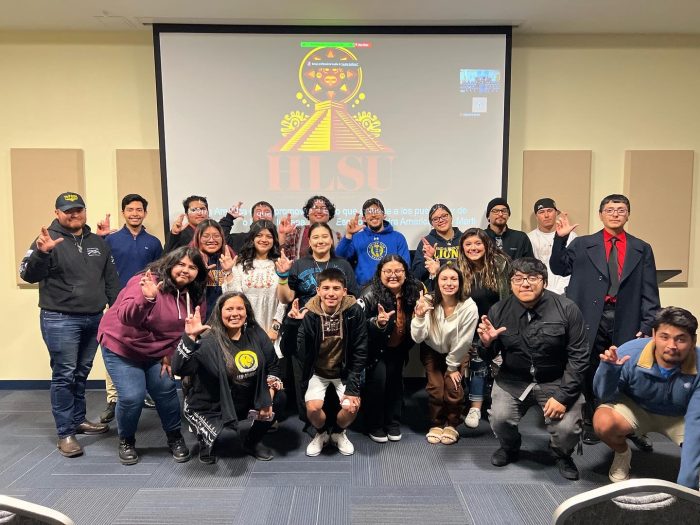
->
xmin=368 ymin=254 xmax=421 ymax=313
xmin=430 ymin=263 xmax=467 ymax=326
xmin=307 ymin=222 xmax=336 ymax=258
xmin=205 ymin=292 xmax=260 ymax=352
xmin=145 ymin=246 xmax=207 ymax=305
xmin=191 ymin=219 xmax=227 ymax=258
xmin=457 ymin=227 xmax=511 ymax=297
xmin=237 ymin=220 xmax=280 ymax=272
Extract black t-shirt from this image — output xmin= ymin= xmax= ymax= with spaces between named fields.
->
xmin=288 ymin=256 xmax=359 ymax=306
xmin=222 ymin=332 xmax=259 ymax=395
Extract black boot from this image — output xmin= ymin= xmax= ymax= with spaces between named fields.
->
xmin=166 ymin=430 xmax=191 ymax=463
xmin=243 ymin=421 xmax=273 ymax=461
xmin=198 ymin=437 xmax=216 ymax=465
xmin=119 ymin=437 xmax=138 ymax=465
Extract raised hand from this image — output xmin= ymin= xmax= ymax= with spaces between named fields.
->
xmin=599 ymin=345 xmax=631 ymax=365
xmin=421 ymin=238 xmax=436 ymax=259
xmin=185 ymin=305 xmax=211 ymax=340
xmin=140 ymin=269 xmax=163 ymax=300
xmin=555 ymin=212 xmax=578 ymax=238
xmin=220 ymin=252 xmax=237 ymax=273
xmin=376 ymin=303 xmax=396 ymax=328
xmin=414 ymin=290 xmax=434 ymax=318
xmin=96 ymin=213 xmax=116 ymax=236
xmin=345 ymin=213 xmax=364 ymax=237
xmin=424 ymin=256 xmax=440 ymax=277
xmin=277 ymin=213 xmax=295 ymax=235
xmin=275 ymin=249 xmax=292 ymax=275
xmin=228 ymin=201 xmax=243 ymax=219
xmin=35 ymin=226 xmax=63 ymax=253
xmin=477 ymin=315 xmax=506 ymax=346
xmin=287 ymin=298 xmax=308 ymax=320
xmin=171 ymin=214 xmax=186 ymax=235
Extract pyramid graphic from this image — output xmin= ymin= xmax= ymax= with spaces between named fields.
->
xmin=273 ymin=101 xmax=391 ymax=152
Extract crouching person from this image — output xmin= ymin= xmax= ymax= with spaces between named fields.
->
xmin=297 ymin=268 xmax=368 ymax=456
xmin=477 ymin=258 xmax=589 ymax=480
xmin=172 ymin=293 xmax=284 ymax=463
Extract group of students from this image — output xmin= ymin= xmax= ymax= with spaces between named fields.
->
xmin=21 ymin=190 xmax=700 ymax=490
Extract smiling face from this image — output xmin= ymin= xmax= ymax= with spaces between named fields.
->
xmin=308 ymin=199 xmax=330 ymax=223
xmin=438 ymin=268 xmax=460 ymax=298
xmin=122 ymin=201 xmax=146 ymax=229
xmin=510 ymin=271 xmax=545 ymax=307
xmin=186 ymin=200 xmax=209 ymax=227
xmin=318 ymin=279 xmax=347 ymax=312
xmin=380 ymin=260 xmax=406 ymax=294
xmin=221 ymin=296 xmax=247 ymax=334
xmin=430 ymin=208 xmax=452 ymax=235
xmin=462 ymin=235 xmax=486 ymax=262
xmin=653 ymin=323 xmax=696 ymax=369
xmin=252 ymin=204 xmax=273 ymax=222
xmin=363 ymin=206 xmax=385 ymax=232
xmin=55 ymin=207 xmax=87 ymax=234
xmin=199 ymin=226 xmax=223 ymax=255
xmin=309 ymin=226 xmax=332 ymax=258
xmin=253 ymin=229 xmax=274 ymax=256
xmin=170 ymin=256 xmax=199 ymax=288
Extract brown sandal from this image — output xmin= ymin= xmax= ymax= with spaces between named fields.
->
xmin=426 ymin=427 xmax=443 ymax=444
xmin=441 ymin=426 xmax=459 ymax=445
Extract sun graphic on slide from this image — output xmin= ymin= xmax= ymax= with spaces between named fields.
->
xmin=299 ymin=47 xmax=362 ymax=104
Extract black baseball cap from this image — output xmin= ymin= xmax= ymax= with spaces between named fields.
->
xmin=55 ymin=192 xmax=86 ymax=211
xmin=533 ymin=198 xmax=557 ymax=214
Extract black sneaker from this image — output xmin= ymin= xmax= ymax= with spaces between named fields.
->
xmin=555 ymin=455 xmax=580 ymax=480
xmin=143 ymin=395 xmax=156 ymax=409
xmin=166 ymin=432 xmax=191 ymax=463
xmin=629 ymin=433 xmax=653 ymax=452
xmin=243 ymin=441 xmax=274 ymax=461
xmin=198 ymin=445 xmax=216 ymax=465
xmin=119 ymin=438 xmax=138 ymax=465
xmin=387 ymin=424 xmax=402 ymax=442
xmin=582 ymin=428 xmax=600 ymax=445
xmin=100 ymin=401 xmax=116 ymax=423
xmin=491 ymin=447 xmax=519 ymax=467
xmin=369 ymin=428 xmax=388 ymax=443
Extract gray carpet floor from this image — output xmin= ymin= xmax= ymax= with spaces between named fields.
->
xmin=0 ymin=389 xmax=683 ymax=524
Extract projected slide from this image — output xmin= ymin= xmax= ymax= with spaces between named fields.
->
xmin=157 ymin=29 xmax=509 ymax=246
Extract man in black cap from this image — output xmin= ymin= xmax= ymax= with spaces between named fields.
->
xmin=20 ymin=192 xmax=120 ymax=458
xmin=527 ymin=198 xmax=576 ymax=295
xmin=484 ymin=197 xmax=534 ymax=261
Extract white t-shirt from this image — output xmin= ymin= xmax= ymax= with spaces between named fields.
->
xmin=527 ymin=228 xmax=577 ymax=295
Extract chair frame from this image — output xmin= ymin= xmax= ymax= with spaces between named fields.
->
xmin=0 ymin=495 xmax=75 ymax=525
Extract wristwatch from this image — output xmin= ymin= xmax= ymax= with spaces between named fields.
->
xmin=272 ymin=321 xmax=281 ymax=332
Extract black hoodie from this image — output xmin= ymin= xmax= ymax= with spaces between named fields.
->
xmin=20 ymin=219 xmax=120 ymax=313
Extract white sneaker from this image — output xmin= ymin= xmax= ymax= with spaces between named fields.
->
xmin=306 ymin=431 xmax=329 ymax=457
xmin=609 ymin=447 xmax=632 ymax=482
xmin=464 ymin=408 xmax=481 ymax=429
xmin=330 ymin=430 xmax=355 ymax=456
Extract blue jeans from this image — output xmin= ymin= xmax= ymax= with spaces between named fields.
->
xmin=468 ymin=357 xmax=489 ymax=402
xmin=40 ymin=309 xmax=103 ymax=438
xmin=101 ymin=347 xmax=182 ymax=440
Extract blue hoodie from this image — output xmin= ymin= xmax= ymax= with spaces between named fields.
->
xmin=594 ymin=337 xmax=700 ymax=489
xmin=336 ymin=221 xmax=410 ymax=286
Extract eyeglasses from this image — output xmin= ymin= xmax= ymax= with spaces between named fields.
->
xmin=510 ymin=275 xmax=543 ymax=285
xmin=200 ymin=234 xmax=222 ymax=241
xmin=188 ymin=207 xmax=208 ymax=214
xmin=381 ymin=269 xmax=405 ymax=277
xmin=490 ymin=208 xmax=509 ymax=216
xmin=310 ymin=206 xmax=328 ymax=213
xmin=601 ymin=208 xmax=628 ymax=216
xmin=431 ymin=214 xmax=450 ymax=224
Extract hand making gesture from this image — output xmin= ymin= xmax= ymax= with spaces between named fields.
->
xmin=555 ymin=211 xmax=578 ymax=238
xmin=345 ymin=213 xmax=364 ymax=237
xmin=35 ymin=226 xmax=63 ymax=253
xmin=140 ymin=269 xmax=163 ymax=300
xmin=421 ymin=238 xmax=437 ymax=259
xmin=425 ymin=256 xmax=440 ymax=277
xmin=228 ymin=201 xmax=243 ymax=219
xmin=414 ymin=290 xmax=434 ymax=318
xmin=376 ymin=303 xmax=396 ymax=328
xmin=599 ymin=345 xmax=631 ymax=366
xmin=96 ymin=213 xmax=117 ymax=236
xmin=275 ymin=249 xmax=292 ymax=275
xmin=277 ymin=213 xmax=295 ymax=236
xmin=171 ymin=214 xmax=186 ymax=235
xmin=287 ymin=298 xmax=308 ymax=320
xmin=185 ymin=305 xmax=211 ymax=341
xmin=477 ymin=315 xmax=507 ymax=346
xmin=220 ymin=252 xmax=237 ymax=273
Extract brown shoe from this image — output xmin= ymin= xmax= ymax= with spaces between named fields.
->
xmin=57 ymin=435 xmax=83 ymax=457
xmin=76 ymin=420 xmax=109 ymax=435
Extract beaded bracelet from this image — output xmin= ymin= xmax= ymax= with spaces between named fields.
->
xmin=276 ymin=271 xmax=290 ymax=278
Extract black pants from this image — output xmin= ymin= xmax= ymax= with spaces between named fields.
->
xmin=362 ymin=351 xmax=405 ymax=432
xmin=583 ymin=303 xmax=615 ymax=424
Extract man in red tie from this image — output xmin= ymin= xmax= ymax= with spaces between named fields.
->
xmin=550 ymin=194 xmax=660 ymax=446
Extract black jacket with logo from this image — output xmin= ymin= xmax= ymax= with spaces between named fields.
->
xmin=20 ymin=219 xmax=120 ymax=313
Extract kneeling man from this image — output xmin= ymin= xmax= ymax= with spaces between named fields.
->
xmin=297 ymin=268 xmax=368 ymax=456
xmin=593 ymin=306 xmax=700 ymax=488
xmin=478 ymin=258 xmax=589 ymax=480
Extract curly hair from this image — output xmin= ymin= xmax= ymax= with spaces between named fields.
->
xmin=367 ymin=254 xmax=422 ymax=313
xmin=302 ymin=195 xmax=336 ymax=221
xmin=457 ymin=228 xmax=511 ymax=299
xmin=237 ymin=220 xmax=280 ymax=272
xmin=144 ymin=246 xmax=208 ymax=306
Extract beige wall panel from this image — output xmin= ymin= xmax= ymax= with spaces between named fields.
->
xmin=521 ymin=150 xmax=592 ymax=234
xmin=624 ymin=150 xmax=694 ymax=284
xmin=115 ymin=149 xmax=164 ymax=243
xmin=11 ymin=148 xmax=85 ymax=286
